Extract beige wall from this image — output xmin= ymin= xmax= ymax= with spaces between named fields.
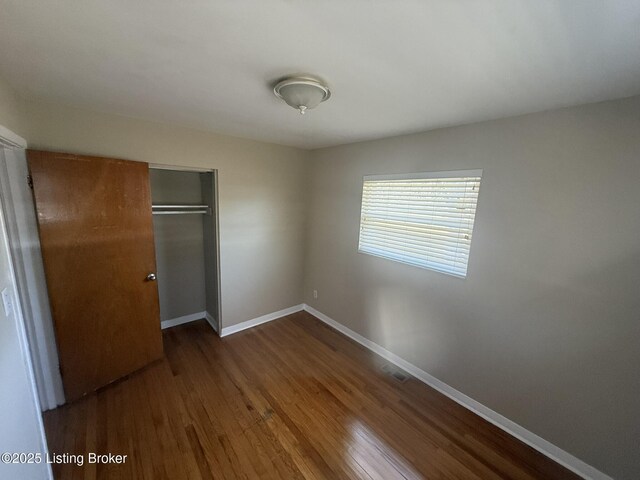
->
xmin=305 ymin=96 xmax=640 ymax=480
xmin=0 ymin=76 xmax=27 ymax=138
xmin=22 ymin=100 xmax=310 ymax=328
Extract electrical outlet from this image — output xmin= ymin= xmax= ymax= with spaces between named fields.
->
xmin=1 ymin=288 xmax=13 ymax=317
xmin=313 ymin=289 xmax=318 ymax=299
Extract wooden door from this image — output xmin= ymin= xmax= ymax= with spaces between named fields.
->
xmin=28 ymin=150 xmax=163 ymax=402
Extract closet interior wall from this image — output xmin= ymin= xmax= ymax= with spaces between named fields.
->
xmin=149 ymin=168 xmax=219 ymax=331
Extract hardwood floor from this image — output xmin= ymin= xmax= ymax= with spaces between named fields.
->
xmin=44 ymin=311 xmax=580 ymax=479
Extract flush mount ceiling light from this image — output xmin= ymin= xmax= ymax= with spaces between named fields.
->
xmin=273 ymin=75 xmax=331 ymax=115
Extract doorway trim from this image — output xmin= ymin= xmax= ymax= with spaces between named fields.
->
xmin=0 ymin=130 xmax=65 ymax=410
xmin=0 ymin=124 xmax=55 ymax=479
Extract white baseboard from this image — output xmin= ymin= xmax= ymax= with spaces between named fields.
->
xmin=205 ymin=311 xmax=219 ymax=333
xmin=302 ymin=304 xmax=611 ymax=480
xmin=160 ymin=311 xmax=206 ymax=329
xmin=220 ymin=304 xmax=304 ymax=337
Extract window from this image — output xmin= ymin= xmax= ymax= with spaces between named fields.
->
xmin=358 ymin=169 xmax=482 ymax=278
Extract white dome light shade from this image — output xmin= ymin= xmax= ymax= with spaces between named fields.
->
xmin=273 ymin=76 xmax=331 ymax=115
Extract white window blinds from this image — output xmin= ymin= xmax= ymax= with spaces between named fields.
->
xmin=358 ymin=170 xmax=482 ymax=278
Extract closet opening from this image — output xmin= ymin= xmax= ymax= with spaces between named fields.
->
xmin=149 ymin=165 xmax=221 ymax=334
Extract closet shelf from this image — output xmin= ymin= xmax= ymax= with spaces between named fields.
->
xmin=152 ymin=204 xmax=211 ymax=215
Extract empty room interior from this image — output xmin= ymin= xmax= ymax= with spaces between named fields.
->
xmin=1 ymin=2 xmax=639 ymax=479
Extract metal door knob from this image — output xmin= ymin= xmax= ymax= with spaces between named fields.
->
xmin=146 ymin=273 xmax=157 ymax=281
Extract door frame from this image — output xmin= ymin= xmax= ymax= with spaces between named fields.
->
xmin=0 ymin=129 xmax=65 ymax=410
xmin=0 ymin=124 xmax=53 ymax=479
xmin=149 ymin=163 xmax=222 ymax=334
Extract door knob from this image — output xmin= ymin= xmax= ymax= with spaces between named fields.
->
xmin=146 ymin=273 xmax=157 ymax=281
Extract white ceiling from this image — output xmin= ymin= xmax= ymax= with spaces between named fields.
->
xmin=1 ymin=1 xmax=639 ymax=149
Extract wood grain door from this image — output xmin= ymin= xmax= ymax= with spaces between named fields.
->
xmin=28 ymin=150 xmax=163 ymax=402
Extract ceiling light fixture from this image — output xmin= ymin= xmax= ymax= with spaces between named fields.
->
xmin=273 ymin=75 xmax=331 ymax=115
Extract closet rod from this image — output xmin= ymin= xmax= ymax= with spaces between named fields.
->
xmin=152 ymin=210 xmax=209 ymax=215
xmin=152 ymin=204 xmax=209 ymax=209
xmin=152 ymin=204 xmax=211 ymax=215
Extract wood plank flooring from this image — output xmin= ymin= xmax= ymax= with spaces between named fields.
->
xmin=44 ymin=311 xmax=580 ymax=479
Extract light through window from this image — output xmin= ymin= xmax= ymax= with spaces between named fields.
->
xmin=358 ymin=170 xmax=482 ymax=277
